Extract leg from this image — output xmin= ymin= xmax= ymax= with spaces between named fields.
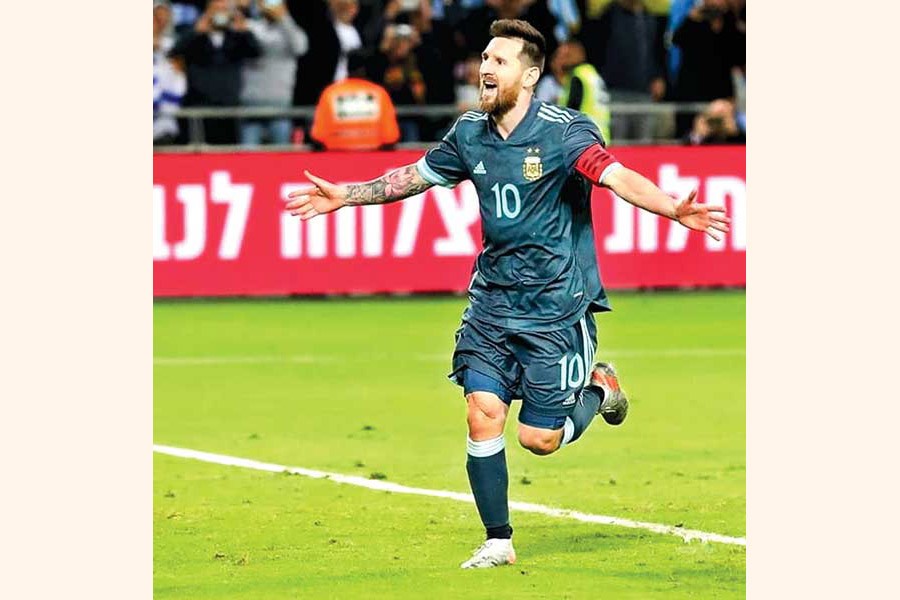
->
xmin=463 ymin=373 xmax=512 ymax=540
xmin=268 ymin=117 xmax=293 ymax=145
xmin=448 ymin=315 xmax=519 ymax=568
xmin=513 ymin=313 xmax=604 ymax=451
xmin=240 ymin=120 xmax=264 ymax=147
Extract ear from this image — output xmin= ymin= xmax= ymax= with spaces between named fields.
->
xmin=522 ymin=65 xmax=541 ymax=89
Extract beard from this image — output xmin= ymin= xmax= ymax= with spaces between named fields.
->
xmin=479 ymin=81 xmax=519 ymax=118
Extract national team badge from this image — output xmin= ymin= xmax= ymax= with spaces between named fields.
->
xmin=522 ymin=147 xmax=543 ymax=182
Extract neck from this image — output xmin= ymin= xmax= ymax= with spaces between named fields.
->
xmin=492 ymin=90 xmax=533 ymax=139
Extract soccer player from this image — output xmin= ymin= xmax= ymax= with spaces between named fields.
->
xmin=286 ymin=19 xmax=730 ymax=569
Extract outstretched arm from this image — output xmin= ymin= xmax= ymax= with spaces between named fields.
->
xmin=573 ymin=144 xmax=730 ymax=241
xmin=601 ymin=167 xmax=730 ymax=241
xmin=286 ymin=164 xmax=434 ymax=220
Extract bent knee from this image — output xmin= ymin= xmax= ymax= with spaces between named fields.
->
xmin=466 ymin=393 xmax=507 ymax=439
xmin=517 ymin=430 xmax=561 ymax=456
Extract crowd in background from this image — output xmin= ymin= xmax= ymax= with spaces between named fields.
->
xmin=153 ymin=0 xmax=746 ymax=147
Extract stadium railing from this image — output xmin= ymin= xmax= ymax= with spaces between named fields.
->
xmin=154 ymin=102 xmax=712 ymax=152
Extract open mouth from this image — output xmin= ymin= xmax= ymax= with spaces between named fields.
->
xmin=482 ymin=81 xmax=498 ymax=91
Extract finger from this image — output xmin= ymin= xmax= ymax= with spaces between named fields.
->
xmin=300 ymin=209 xmax=319 ymax=221
xmin=304 ymin=170 xmax=333 ymax=192
xmin=686 ymin=188 xmax=698 ymax=204
xmin=709 ymin=222 xmax=730 ymax=233
xmin=287 ymin=186 xmax=317 ymax=199
xmin=705 ymin=228 xmax=721 ymax=241
xmin=285 ymin=196 xmax=311 ymax=210
xmin=701 ymin=204 xmax=727 ymax=214
xmin=709 ymin=213 xmax=732 ymax=223
xmin=289 ymin=203 xmax=316 ymax=217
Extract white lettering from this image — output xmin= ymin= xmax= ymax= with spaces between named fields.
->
xmin=279 ymin=183 xmax=304 ymax=258
xmin=604 ymin=190 xmax=634 ymax=253
xmin=210 ymin=171 xmax=252 ymax=260
xmin=433 ymin=183 xmax=479 ymax=256
xmin=706 ymin=176 xmax=746 ymax=251
xmin=659 ymin=164 xmax=699 ymax=253
xmin=362 ymin=205 xmax=383 ymax=257
xmin=173 ymin=184 xmax=206 ymax=260
xmin=336 ymin=206 xmax=357 ymax=257
xmin=152 ymin=185 xmax=172 ymax=260
xmin=393 ymin=193 xmax=425 ymax=257
xmin=306 ymin=213 xmax=328 ymax=258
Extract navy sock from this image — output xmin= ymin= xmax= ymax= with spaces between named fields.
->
xmin=562 ymin=387 xmax=604 ymax=446
xmin=466 ymin=435 xmax=511 ymax=539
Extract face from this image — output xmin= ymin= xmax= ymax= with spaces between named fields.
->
xmin=479 ymin=37 xmax=538 ymax=117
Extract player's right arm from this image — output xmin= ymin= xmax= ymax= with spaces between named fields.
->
xmin=285 ymin=165 xmax=434 ymax=220
xmin=287 ymin=116 xmax=469 ymax=220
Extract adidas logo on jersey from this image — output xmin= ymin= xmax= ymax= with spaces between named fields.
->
xmin=473 ymin=161 xmax=487 ymax=175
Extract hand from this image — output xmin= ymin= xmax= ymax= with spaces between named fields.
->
xmin=194 ymin=11 xmax=211 ymax=33
xmin=285 ymin=171 xmax=348 ymax=220
xmin=265 ymin=2 xmax=287 ymax=21
xmin=649 ymin=77 xmax=666 ymax=101
xmin=673 ymin=189 xmax=731 ymax=241
xmin=232 ymin=10 xmax=248 ymax=31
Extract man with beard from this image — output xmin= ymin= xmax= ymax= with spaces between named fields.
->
xmin=285 ymin=19 xmax=730 ymax=569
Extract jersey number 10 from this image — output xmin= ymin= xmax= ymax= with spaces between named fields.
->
xmin=491 ymin=183 xmax=521 ymax=219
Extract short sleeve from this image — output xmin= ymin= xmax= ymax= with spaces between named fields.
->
xmin=416 ymin=119 xmax=469 ymax=188
xmin=562 ymin=114 xmax=608 ymax=173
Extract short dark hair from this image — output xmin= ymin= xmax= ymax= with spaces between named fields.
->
xmin=489 ymin=19 xmax=546 ymax=73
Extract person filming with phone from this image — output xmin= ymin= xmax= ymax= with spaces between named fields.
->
xmin=239 ymin=0 xmax=308 ymax=146
xmin=169 ymin=0 xmax=261 ymax=144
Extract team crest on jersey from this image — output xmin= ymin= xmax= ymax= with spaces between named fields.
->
xmin=522 ymin=147 xmax=543 ymax=182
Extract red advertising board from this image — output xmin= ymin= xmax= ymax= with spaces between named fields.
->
xmin=153 ymin=146 xmax=745 ymax=297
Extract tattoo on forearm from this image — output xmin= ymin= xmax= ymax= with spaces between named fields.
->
xmin=344 ymin=165 xmax=432 ymax=206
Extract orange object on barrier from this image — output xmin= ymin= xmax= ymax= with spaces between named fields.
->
xmin=310 ymin=78 xmax=401 ymax=151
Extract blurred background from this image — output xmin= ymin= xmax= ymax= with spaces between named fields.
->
xmin=154 ymin=0 xmax=747 ymax=150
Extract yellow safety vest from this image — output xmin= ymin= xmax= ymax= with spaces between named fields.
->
xmin=560 ymin=63 xmax=612 ymax=145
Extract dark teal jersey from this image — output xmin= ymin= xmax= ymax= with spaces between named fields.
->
xmin=416 ymin=97 xmax=618 ymax=332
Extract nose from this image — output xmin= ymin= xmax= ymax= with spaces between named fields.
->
xmin=479 ymin=60 xmax=492 ymax=77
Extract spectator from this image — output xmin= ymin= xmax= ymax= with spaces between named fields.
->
xmin=169 ymin=0 xmax=261 ymax=144
xmin=368 ymin=22 xmax=427 ymax=141
xmin=670 ymin=0 xmax=744 ymax=135
xmin=555 ymin=40 xmax=611 ymax=144
xmin=329 ymin=0 xmax=363 ymax=81
xmin=310 ymin=50 xmax=401 ymax=150
xmin=154 ymin=0 xmax=178 ymax=54
xmin=578 ymin=0 xmax=666 ymax=142
xmin=455 ymin=53 xmax=482 ymax=112
xmin=458 ymin=0 xmax=561 ymax=64
xmin=547 ymin=0 xmax=581 ymax=44
xmin=154 ymin=2 xmax=187 ymax=144
xmin=240 ymin=0 xmax=309 ymax=146
xmin=685 ymin=98 xmax=745 ymax=145
xmin=290 ymin=0 xmax=340 ymax=108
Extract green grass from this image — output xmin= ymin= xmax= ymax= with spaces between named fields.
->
xmin=154 ymin=291 xmax=745 ymax=598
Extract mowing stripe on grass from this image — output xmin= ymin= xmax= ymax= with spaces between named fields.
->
xmin=154 ymin=444 xmax=746 ymax=547
xmin=154 ymin=348 xmax=745 ymax=366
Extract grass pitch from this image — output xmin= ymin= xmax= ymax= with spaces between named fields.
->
xmin=154 ymin=291 xmax=745 ymax=598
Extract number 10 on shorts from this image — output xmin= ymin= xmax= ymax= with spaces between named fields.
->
xmin=557 ymin=354 xmax=585 ymax=390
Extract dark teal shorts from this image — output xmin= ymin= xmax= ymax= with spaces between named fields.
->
xmin=448 ymin=311 xmax=598 ymax=430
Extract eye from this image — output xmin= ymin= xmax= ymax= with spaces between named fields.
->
xmin=481 ymin=52 xmax=488 ymax=61
xmin=498 ymin=58 xmax=505 ymax=65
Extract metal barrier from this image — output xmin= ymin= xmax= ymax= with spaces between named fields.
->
xmin=155 ymin=102 xmax=712 ymax=152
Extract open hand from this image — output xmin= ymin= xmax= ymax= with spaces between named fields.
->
xmin=674 ymin=189 xmax=731 ymax=241
xmin=285 ymin=171 xmax=347 ymax=220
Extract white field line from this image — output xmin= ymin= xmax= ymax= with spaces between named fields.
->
xmin=153 ymin=444 xmax=746 ymax=547
xmin=154 ymin=348 xmax=745 ymax=366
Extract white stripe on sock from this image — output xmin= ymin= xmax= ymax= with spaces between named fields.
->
xmin=561 ymin=417 xmax=576 ymax=446
xmin=467 ymin=435 xmax=505 ymax=458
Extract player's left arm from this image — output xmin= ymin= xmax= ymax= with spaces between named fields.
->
xmin=574 ymin=144 xmax=731 ymax=241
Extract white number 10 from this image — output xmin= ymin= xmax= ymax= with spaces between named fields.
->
xmin=491 ymin=183 xmax=521 ymax=219
xmin=557 ymin=354 xmax=585 ymax=390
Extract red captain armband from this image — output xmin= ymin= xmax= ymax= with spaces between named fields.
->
xmin=574 ymin=143 xmax=622 ymax=185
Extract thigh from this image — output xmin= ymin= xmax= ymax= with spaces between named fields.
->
xmin=449 ymin=315 xmax=520 ymax=403
xmin=512 ymin=313 xmax=597 ymax=429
